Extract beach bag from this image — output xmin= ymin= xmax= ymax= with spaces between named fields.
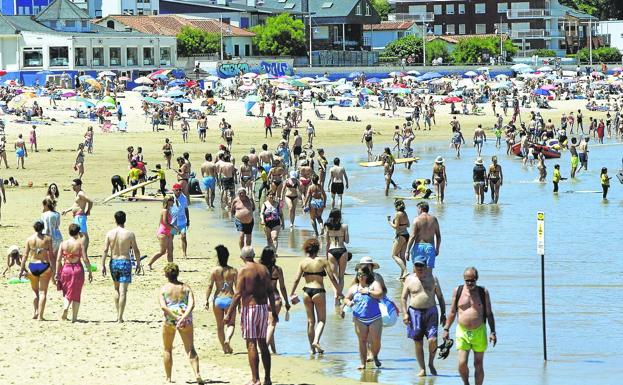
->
xmin=379 ymin=297 xmax=399 ymax=327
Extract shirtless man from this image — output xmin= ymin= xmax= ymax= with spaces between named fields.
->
xmin=197 ymin=115 xmax=207 ymax=142
xmin=578 ymin=137 xmax=589 ymax=172
xmin=259 ymin=144 xmax=274 ymax=174
xmin=406 ymin=202 xmax=441 ymax=271
xmin=328 ymin=157 xmax=349 ymax=210
xmin=223 ymin=125 xmax=234 ymax=151
xmin=248 ymin=148 xmax=260 ymax=192
xmin=401 ymin=258 xmax=446 ymax=377
xmin=239 ymin=156 xmax=254 ymax=194
xmin=473 ymin=125 xmax=486 ymax=157
xmin=200 ymin=153 xmax=217 ymax=208
xmin=382 ymin=148 xmax=396 ymax=197
xmin=292 ymin=131 xmax=303 ymax=168
xmin=224 ymin=247 xmax=278 ymax=385
xmin=230 ymin=188 xmax=255 ymax=249
xmin=443 ymin=267 xmax=496 ymax=385
xmin=62 ymin=178 xmax=93 ymax=256
xmin=219 ymin=154 xmax=237 ymax=208
xmin=101 ymin=211 xmax=141 ymax=323
xmin=14 ymin=134 xmax=27 ymax=169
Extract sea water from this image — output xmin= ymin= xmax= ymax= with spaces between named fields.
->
xmin=199 ymin=139 xmax=622 ymax=385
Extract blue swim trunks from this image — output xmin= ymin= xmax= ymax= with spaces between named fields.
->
xmin=16 ymin=148 xmax=25 ymax=158
xmin=262 ymin=164 xmax=271 ymax=174
xmin=110 ymin=259 xmax=132 ymax=283
xmin=411 ymin=242 xmax=436 ymax=268
xmin=201 ymin=176 xmax=215 ymax=190
xmin=171 ymin=226 xmax=187 ymax=235
xmin=73 ymin=214 xmax=88 ymax=233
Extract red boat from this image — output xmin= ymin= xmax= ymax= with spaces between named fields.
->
xmin=511 ymin=143 xmax=561 ymax=159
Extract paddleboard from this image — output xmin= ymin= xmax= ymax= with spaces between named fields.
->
xmin=393 ymin=195 xmax=436 ymax=200
xmin=359 ymin=157 xmax=419 ymax=167
xmin=103 ymin=179 xmax=158 ymax=203
xmin=565 ymin=190 xmax=601 ymax=194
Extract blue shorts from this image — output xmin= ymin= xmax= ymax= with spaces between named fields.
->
xmin=411 ymin=242 xmax=436 ymax=268
xmin=234 ymin=218 xmax=254 ymax=234
xmin=262 ymin=164 xmax=271 ymax=174
xmin=407 ymin=306 xmax=438 ymax=341
xmin=16 ymin=148 xmax=25 ymax=158
xmin=171 ymin=226 xmax=187 ymax=235
xmin=73 ymin=215 xmax=88 ymax=233
xmin=110 ymin=259 xmax=132 ymax=283
xmin=201 ymin=176 xmax=215 ymax=190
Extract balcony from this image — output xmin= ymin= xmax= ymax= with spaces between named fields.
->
xmin=506 ymin=9 xmax=551 ymax=19
xmin=388 ymin=12 xmax=435 ymax=22
xmin=511 ymin=29 xmax=564 ymax=38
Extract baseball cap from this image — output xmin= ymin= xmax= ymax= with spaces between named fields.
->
xmin=172 ymin=183 xmax=182 ymax=190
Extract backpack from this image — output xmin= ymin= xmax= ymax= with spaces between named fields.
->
xmin=452 ymin=285 xmax=487 ymax=324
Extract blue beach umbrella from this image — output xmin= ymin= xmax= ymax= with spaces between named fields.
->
xmin=348 ymin=71 xmax=363 ymax=79
xmin=533 ymin=88 xmax=550 ymax=96
xmin=168 ymin=79 xmax=185 ymax=87
xmin=166 ymin=89 xmax=185 ymax=97
xmin=366 ymin=77 xmax=382 ymax=84
xmin=418 ymin=72 xmax=443 ymax=81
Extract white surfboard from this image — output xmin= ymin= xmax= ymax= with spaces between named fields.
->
xmin=103 ymin=179 xmax=159 ymax=203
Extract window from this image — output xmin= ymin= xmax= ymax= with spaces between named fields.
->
xmin=33 ymin=6 xmax=40 ymax=13
xmin=434 ymin=24 xmax=442 ymax=35
xmin=127 ymin=47 xmax=138 ymax=66
xmin=355 ymin=1 xmax=362 ymax=15
xmin=92 ymin=47 xmax=104 ymax=66
xmin=49 ymin=47 xmax=69 ymax=66
xmin=434 ymin=4 xmax=442 ymax=15
xmin=475 ymin=24 xmax=487 ymax=34
xmin=81 ymin=21 xmax=89 ymax=30
xmin=446 ymin=4 xmax=455 ymax=14
xmin=365 ymin=3 xmax=371 ymax=16
xmin=23 ymin=48 xmax=43 ymax=67
xmin=245 ymin=44 xmax=250 ymax=56
xmin=314 ymin=26 xmax=329 ymax=39
xmin=107 ymin=20 xmax=115 ymax=29
xmin=409 ymin=5 xmax=426 ymax=14
xmin=458 ymin=4 xmax=465 ymax=14
xmin=497 ymin=3 xmax=508 ymax=13
xmin=109 ymin=47 xmax=121 ymax=66
xmin=234 ymin=45 xmax=240 ymax=56
xmin=160 ymin=47 xmax=171 ymax=65
xmin=475 ymin=4 xmax=486 ymax=14
xmin=75 ymin=47 xmax=87 ymax=66
xmin=65 ymin=20 xmax=76 ymax=29
xmin=459 ymin=24 xmax=466 ymax=34
xmin=511 ymin=2 xmax=530 ymax=9
xmin=143 ymin=47 xmax=154 ymax=65
xmin=446 ymin=24 xmax=455 ymax=34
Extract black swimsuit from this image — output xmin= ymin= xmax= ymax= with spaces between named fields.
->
xmin=303 ymin=271 xmax=327 ymax=297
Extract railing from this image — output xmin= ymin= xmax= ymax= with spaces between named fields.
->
xmin=511 ymin=29 xmax=565 ymax=38
xmin=388 ymin=12 xmax=435 ymax=22
xmin=506 ymin=9 xmax=551 ymax=19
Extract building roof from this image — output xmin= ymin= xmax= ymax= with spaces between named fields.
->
xmin=364 ymin=21 xmax=416 ymax=31
xmin=261 ymin=0 xmax=376 ymax=19
xmin=160 ymin=0 xmax=282 ymax=15
xmin=34 ymin=0 xmax=89 ymax=21
xmin=0 ymin=15 xmax=162 ymax=38
xmin=98 ymin=15 xmax=255 ymax=37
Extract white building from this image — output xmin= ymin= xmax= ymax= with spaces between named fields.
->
xmin=101 ymin=0 xmax=160 ymax=18
xmin=0 ymin=0 xmax=176 ymax=85
xmin=599 ymin=20 xmax=623 ymax=54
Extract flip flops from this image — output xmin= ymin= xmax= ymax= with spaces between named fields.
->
xmin=437 ymin=338 xmax=454 ymax=360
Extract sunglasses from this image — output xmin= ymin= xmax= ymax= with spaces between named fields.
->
xmin=464 ymin=279 xmax=476 ymax=284
xmin=356 ymin=272 xmax=366 ymax=276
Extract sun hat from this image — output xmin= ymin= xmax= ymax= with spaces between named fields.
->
xmin=474 ymin=157 xmax=484 ymax=165
xmin=435 ymin=156 xmax=444 ymax=164
xmin=355 ymin=256 xmax=380 ymax=270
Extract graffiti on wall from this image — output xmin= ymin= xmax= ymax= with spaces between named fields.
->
xmin=217 ymin=60 xmax=294 ymax=78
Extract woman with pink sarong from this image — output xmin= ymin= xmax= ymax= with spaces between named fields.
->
xmin=56 ymin=223 xmax=92 ymax=322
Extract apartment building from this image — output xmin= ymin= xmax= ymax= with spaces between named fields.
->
xmin=389 ymin=0 xmax=598 ymax=56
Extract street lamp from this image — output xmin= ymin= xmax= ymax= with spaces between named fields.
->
xmin=306 ymin=12 xmax=316 ymax=68
xmin=422 ymin=23 xmax=429 ymax=66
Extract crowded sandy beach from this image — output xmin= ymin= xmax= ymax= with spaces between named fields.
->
xmin=0 ymin=66 xmax=621 ymax=385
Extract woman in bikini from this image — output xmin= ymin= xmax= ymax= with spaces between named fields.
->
xmin=488 ymin=156 xmax=503 ymax=204
xmin=324 ymin=209 xmax=349 ymax=306
xmin=56 ymin=223 xmax=92 ymax=322
xmin=341 ymin=265 xmax=383 ymax=370
xmin=303 ymin=175 xmax=326 ymax=236
xmin=148 ymin=197 xmax=178 ymax=270
xmin=431 ymin=156 xmax=447 ymax=204
xmin=205 ymin=245 xmax=237 ymax=354
xmin=260 ymin=191 xmax=284 ymax=250
xmin=176 ymin=157 xmax=191 ymax=197
xmin=267 ymin=158 xmax=285 ymax=197
xmin=159 ymin=262 xmax=203 ymax=384
xmin=297 ymin=159 xmax=313 ymax=200
xmin=361 ymin=124 xmax=374 ymax=161
xmin=290 ymin=238 xmax=340 ymax=354
xmin=282 ymin=171 xmax=302 ymax=228
xmin=74 ymin=143 xmax=85 ymax=180
xmin=162 ymin=138 xmax=173 ymax=169
xmin=388 ymin=199 xmax=410 ymax=279
xmin=20 ymin=220 xmax=55 ymax=320
xmin=260 ymin=246 xmax=290 ymax=354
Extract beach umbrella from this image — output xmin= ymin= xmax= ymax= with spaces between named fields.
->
xmin=359 ymin=88 xmax=374 ymax=95
xmin=134 ymin=76 xmax=153 ymax=85
xmin=443 ymin=96 xmax=463 ymax=103
xmin=242 ymin=73 xmax=258 ymax=79
xmin=495 ymin=74 xmax=509 ymax=80
xmin=117 ymin=76 xmax=130 ymax=81
xmin=61 ymin=91 xmax=77 ymax=98
xmin=239 ymin=84 xmax=257 ymax=91
xmin=78 ymin=75 xmax=93 ymax=81
xmin=511 ymin=63 xmax=531 ymax=70
xmin=157 ymin=97 xmax=173 ymax=103
xmin=205 ymin=75 xmax=220 ymax=82
xmin=101 ymin=95 xmax=115 ymax=104
xmin=132 ymin=86 xmax=151 ymax=92
xmin=143 ymin=96 xmax=161 ymax=104
xmin=185 ymin=80 xmax=198 ymax=88
xmin=98 ymin=70 xmax=116 ymax=77
xmin=348 ymin=71 xmax=363 ymax=79
xmin=165 ymin=90 xmax=185 ymax=97
xmin=315 ymin=76 xmax=330 ymax=82
xmin=258 ymin=73 xmax=276 ymax=80
xmin=389 ymin=71 xmax=405 ymax=77
xmin=464 ymin=71 xmax=478 ymax=77
xmin=516 ymin=67 xmax=534 ymax=73
xmin=448 ymin=90 xmax=464 ymax=96
xmin=74 ymin=97 xmax=95 ymax=107
xmin=540 ymin=84 xmax=556 ymax=90
xmin=149 ymin=69 xmax=170 ymax=78
xmin=492 ymin=82 xmax=510 ymax=90
xmin=533 ymin=88 xmax=550 ymax=96
xmin=538 ymin=66 xmax=553 ymax=72
xmin=151 ymin=74 xmax=169 ymax=80
xmin=477 ymin=67 xmax=489 ymax=71
xmin=288 ymin=80 xmax=306 ymax=88
xmin=407 ymin=70 xmax=421 ymax=75
xmin=170 ymin=69 xmax=185 ymax=79
xmin=591 ymin=71 xmax=605 ymax=77
xmin=366 ymin=77 xmax=382 ymax=84
xmin=276 ymin=89 xmax=296 ymax=97
xmin=418 ymin=72 xmax=443 ymax=81
xmin=612 ymin=67 xmax=623 ymax=72
xmin=167 ymin=79 xmax=186 ymax=87
xmin=85 ymin=78 xmax=101 ymax=89
xmin=96 ymin=101 xmax=115 ymax=109
xmin=0 ymin=70 xmax=7 ymax=76
xmin=391 ymin=88 xmax=411 ymax=94
xmin=276 ymin=83 xmax=294 ymax=90
xmin=4 ymin=79 xmax=18 ymax=86
xmin=173 ymin=98 xmax=191 ymax=104
xmin=336 ymin=84 xmax=353 ymax=92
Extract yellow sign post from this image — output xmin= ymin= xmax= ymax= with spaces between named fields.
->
xmin=537 ymin=211 xmax=547 ymax=361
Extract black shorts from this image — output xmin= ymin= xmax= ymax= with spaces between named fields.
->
xmin=331 ymin=182 xmax=344 ymax=195
xmin=293 ymin=146 xmax=302 ymax=156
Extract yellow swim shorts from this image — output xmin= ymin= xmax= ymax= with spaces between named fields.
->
xmin=456 ymin=323 xmax=488 ymax=353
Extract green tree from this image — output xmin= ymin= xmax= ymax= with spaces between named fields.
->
xmin=425 ymin=39 xmax=450 ymax=64
xmin=577 ymin=47 xmax=622 ymax=63
xmin=383 ymin=35 xmax=422 ymax=60
xmin=451 ymin=37 xmax=517 ymax=64
xmin=371 ymin=0 xmax=392 ymax=20
xmin=534 ymin=49 xmax=558 ymax=57
xmin=176 ymin=26 xmax=220 ymax=56
xmin=560 ymin=0 xmax=622 ymax=19
xmin=251 ymin=13 xmax=306 ymax=56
